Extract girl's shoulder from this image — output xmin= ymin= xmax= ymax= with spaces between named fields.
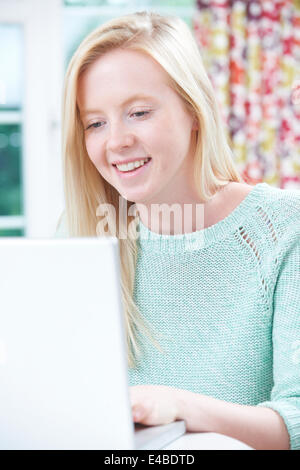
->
xmin=204 ymin=182 xmax=253 ymax=230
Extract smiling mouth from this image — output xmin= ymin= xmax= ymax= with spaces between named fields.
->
xmin=113 ymin=157 xmax=152 ymax=173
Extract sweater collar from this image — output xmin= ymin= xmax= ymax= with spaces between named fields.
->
xmin=137 ymin=183 xmax=269 ymax=252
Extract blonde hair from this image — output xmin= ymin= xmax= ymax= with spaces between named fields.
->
xmin=61 ymin=10 xmax=243 ymax=369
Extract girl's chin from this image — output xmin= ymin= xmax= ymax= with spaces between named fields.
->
xmin=118 ymin=193 xmax=149 ymax=204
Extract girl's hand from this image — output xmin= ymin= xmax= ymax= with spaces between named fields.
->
xmin=129 ymin=384 xmax=182 ymax=426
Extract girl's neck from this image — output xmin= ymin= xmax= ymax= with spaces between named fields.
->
xmin=135 ymin=184 xmax=231 ymax=236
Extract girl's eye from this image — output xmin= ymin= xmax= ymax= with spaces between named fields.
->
xmin=85 ymin=111 xmax=150 ymax=131
xmin=86 ymin=121 xmax=104 ymax=130
xmin=131 ymin=111 xmax=150 ymax=118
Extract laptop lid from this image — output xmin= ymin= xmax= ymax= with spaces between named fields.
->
xmin=0 ymin=237 xmax=135 ymax=450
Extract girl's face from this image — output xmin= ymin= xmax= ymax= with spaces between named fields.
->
xmin=77 ymin=48 xmax=198 ymax=205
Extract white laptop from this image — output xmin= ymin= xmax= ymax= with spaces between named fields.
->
xmin=0 ymin=237 xmax=185 ymax=450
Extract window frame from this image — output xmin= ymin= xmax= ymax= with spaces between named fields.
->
xmin=0 ymin=0 xmax=64 ymax=237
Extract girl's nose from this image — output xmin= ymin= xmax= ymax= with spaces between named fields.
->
xmin=107 ymin=122 xmax=135 ymax=152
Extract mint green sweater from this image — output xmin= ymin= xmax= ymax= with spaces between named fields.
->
xmin=55 ymin=182 xmax=300 ymax=450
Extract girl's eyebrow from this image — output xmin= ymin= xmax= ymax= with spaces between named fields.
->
xmin=81 ymin=93 xmax=156 ymax=117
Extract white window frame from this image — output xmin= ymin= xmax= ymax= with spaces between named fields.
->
xmin=0 ymin=0 xmax=64 ymax=237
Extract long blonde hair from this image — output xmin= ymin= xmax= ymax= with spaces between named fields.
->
xmin=61 ymin=10 xmax=243 ymax=369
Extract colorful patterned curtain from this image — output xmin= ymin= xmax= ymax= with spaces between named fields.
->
xmin=193 ymin=0 xmax=300 ymax=189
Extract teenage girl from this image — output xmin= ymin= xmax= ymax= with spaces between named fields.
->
xmin=56 ymin=11 xmax=300 ymax=450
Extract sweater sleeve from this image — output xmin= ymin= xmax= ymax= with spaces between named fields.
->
xmin=256 ymin=222 xmax=300 ymax=450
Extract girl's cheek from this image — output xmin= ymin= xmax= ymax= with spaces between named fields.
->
xmin=86 ymin=142 xmax=106 ymax=171
xmin=85 ymin=138 xmax=98 ymax=163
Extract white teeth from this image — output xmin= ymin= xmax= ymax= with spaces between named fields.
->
xmin=116 ymin=158 xmax=150 ymax=172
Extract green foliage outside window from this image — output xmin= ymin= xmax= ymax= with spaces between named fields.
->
xmin=0 ymin=124 xmax=23 ymax=216
xmin=0 ymin=228 xmax=24 ymax=237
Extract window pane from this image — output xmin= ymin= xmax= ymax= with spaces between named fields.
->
xmin=64 ymin=1 xmax=142 ymax=5
xmin=64 ymin=2 xmax=195 ymax=66
xmin=0 ymin=124 xmax=23 ymax=216
xmin=64 ymin=0 xmax=108 ymax=5
xmin=64 ymin=0 xmax=195 ymax=5
xmin=0 ymin=228 xmax=24 ymax=237
xmin=64 ymin=16 xmax=107 ymax=66
xmin=0 ymin=24 xmax=23 ymax=110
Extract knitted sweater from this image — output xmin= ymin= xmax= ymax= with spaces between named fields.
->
xmin=55 ymin=182 xmax=300 ymax=450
